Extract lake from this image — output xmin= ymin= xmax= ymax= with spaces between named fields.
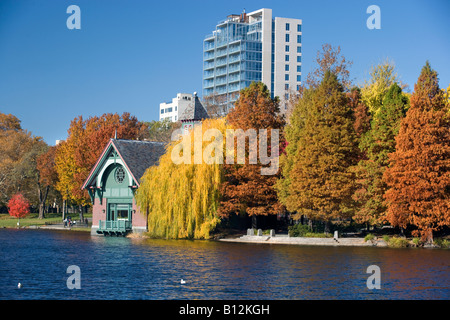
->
xmin=0 ymin=229 xmax=449 ymax=300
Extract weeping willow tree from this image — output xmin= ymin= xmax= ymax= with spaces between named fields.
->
xmin=136 ymin=118 xmax=228 ymax=239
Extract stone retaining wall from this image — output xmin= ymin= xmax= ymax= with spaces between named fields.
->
xmin=219 ymin=234 xmax=388 ymax=247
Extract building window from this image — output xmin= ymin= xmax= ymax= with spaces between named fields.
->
xmin=285 ymin=64 xmax=289 ymax=71
xmin=286 ymin=23 xmax=290 ymax=31
xmin=285 ymin=74 xmax=289 ymax=81
xmin=175 ymin=106 xmax=177 ymax=111
xmin=285 ymin=83 xmax=289 ymax=90
xmin=297 ymin=24 xmax=301 ymax=32
xmin=297 ymin=56 xmax=301 ymax=63
xmin=285 ymin=93 xmax=289 ymax=100
xmin=160 ymin=109 xmax=164 ymax=114
xmin=297 ymin=35 xmax=301 ymax=43
xmin=115 ymin=166 xmax=126 ymax=184
xmin=297 ymin=65 xmax=301 ymax=72
xmin=285 ymin=55 xmax=289 ymax=62
xmin=175 ymin=115 xmax=177 ymax=121
xmin=297 ymin=46 xmax=301 ymax=53
xmin=297 ymin=75 xmax=301 ymax=82
xmin=297 ymin=85 xmax=301 ymax=91
xmin=285 ymin=45 xmax=289 ymax=52
xmin=285 ymin=34 xmax=290 ymax=42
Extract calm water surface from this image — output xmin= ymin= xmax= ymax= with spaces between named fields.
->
xmin=0 ymin=229 xmax=448 ymax=300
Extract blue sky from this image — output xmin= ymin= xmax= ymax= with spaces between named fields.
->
xmin=0 ymin=0 xmax=448 ymax=145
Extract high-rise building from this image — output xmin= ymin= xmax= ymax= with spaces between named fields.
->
xmin=202 ymin=8 xmax=302 ymax=114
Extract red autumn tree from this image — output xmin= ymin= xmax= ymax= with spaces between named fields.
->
xmin=218 ymin=82 xmax=285 ymax=228
xmin=383 ymin=62 xmax=450 ymax=242
xmin=8 ymin=193 xmax=30 ymax=225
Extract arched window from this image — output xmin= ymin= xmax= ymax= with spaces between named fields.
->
xmin=115 ymin=166 xmax=126 ymax=184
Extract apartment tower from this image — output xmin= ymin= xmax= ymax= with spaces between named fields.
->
xmin=202 ymin=8 xmax=302 ymax=114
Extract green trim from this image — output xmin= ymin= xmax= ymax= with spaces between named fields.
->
xmin=107 ymin=198 xmax=133 ymax=204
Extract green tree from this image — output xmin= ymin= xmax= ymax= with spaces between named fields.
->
xmin=353 ymin=83 xmax=409 ymax=226
xmin=143 ymin=118 xmax=181 ymax=142
xmin=361 ymin=59 xmax=404 ymax=114
xmin=276 ymin=87 xmax=313 ymax=213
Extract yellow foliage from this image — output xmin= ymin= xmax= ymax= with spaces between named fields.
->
xmin=361 ymin=59 xmax=403 ymax=114
xmin=136 ymin=118 xmax=228 ymax=239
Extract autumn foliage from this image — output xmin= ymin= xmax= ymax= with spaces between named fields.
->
xmin=136 ymin=118 xmax=226 ymax=239
xmin=218 ymin=82 xmax=285 ymax=223
xmin=383 ymin=62 xmax=450 ymax=241
xmin=279 ymin=71 xmax=358 ymax=229
xmin=55 ymin=112 xmax=147 ymax=205
xmin=8 ymin=193 xmax=30 ymax=219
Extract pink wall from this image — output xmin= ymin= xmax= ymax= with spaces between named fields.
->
xmin=92 ymin=200 xmax=107 ymax=226
xmin=132 ymin=198 xmax=147 ymax=228
xmin=92 ymin=198 xmax=147 ymax=229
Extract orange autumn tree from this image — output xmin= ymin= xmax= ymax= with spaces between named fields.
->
xmin=55 ymin=113 xmax=147 ymax=218
xmin=218 ymin=82 xmax=285 ymax=228
xmin=383 ymin=62 xmax=450 ymax=242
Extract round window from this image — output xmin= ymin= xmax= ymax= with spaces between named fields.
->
xmin=115 ymin=166 xmax=125 ymax=184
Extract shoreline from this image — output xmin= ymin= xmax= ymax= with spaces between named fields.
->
xmin=218 ymin=234 xmax=387 ymax=247
xmin=2 ymin=225 xmax=91 ymax=232
xmin=2 ymin=226 xmax=446 ymax=249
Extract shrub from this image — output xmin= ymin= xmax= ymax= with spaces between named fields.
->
xmin=364 ymin=233 xmax=375 ymax=242
xmin=412 ymin=237 xmax=421 ymax=247
xmin=387 ymin=236 xmax=409 ymax=248
xmin=304 ymin=232 xmax=332 ymax=238
xmin=434 ymin=238 xmax=450 ymax=249
xmin=288 ymin=224 xmax=312 ymax=237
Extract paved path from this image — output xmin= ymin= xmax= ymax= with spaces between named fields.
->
xmin=219 ymin=235 xmax=388 ymax=247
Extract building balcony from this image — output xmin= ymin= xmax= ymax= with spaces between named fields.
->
xmin=215 ymin=68 xmax=227 ymax=77
xmin=204 ymin=63 xmax=215 ymax=70
xmin=216 ymin=59 xmax=227 ymax=67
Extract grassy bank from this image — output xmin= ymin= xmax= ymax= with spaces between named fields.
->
xmin=0 ymin=212 xmax=92 ymax=230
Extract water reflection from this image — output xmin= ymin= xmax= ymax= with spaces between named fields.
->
xmin=0 ymin=230 xmax=448 ymax=300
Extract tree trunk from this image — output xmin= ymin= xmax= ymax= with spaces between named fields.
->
xmin=38 ymin=185 xmax=49 ymax=219
xmin=324 ymin=220 xmax=331 ymax=235
xmin=251 ymin=215 xmax=257 ymax=229
xmin=427 ymin=229 xmax=434 ymax=244
xmin=62 ymin=199 xmax=66 ymax=221
xmin=78 ymin=205 xmax=84 ymax=224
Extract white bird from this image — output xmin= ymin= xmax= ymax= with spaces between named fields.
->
xmin=180 ymin=279 xmax=186 ymax=285
xmin=18 ymin=283 xmax=22 ymax=289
